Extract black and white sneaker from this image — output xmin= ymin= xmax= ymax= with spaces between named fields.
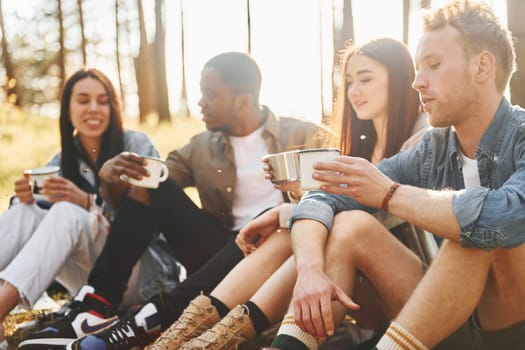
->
xmin=10 ymin=298 xmax=82 ymax=349
xmin=66 ymin=303 xmax=161 ymax=350
xmin=18 ymin=286 xmax=118 ymax=350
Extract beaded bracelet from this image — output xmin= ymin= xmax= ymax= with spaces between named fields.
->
xmin=381 ymin=182 xmax=400 ymax=211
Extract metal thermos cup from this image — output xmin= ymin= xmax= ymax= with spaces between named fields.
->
xmin=262 ymin=150 xmax=300 ymax=184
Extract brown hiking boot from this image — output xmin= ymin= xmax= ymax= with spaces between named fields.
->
xmin=179 ymin=305 xmax=255 ymax=350
xmin=145 ymin=295 xmax=220 ymax=350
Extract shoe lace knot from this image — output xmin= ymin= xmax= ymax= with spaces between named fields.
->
xmin=154 ymin=299 xmax=211 ymax=348
xmin=195 ymin=305 xmax=249 ymax=348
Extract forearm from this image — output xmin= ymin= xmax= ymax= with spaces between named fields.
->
xmin=388 ymin=184 xmax=460 ymax=242
xmin=292 ymin=191 xmax=367 ymax=233
xmin=291 ymin=219 xmax=329 ymax=272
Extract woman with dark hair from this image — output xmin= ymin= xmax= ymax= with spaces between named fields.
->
xmin=138 ymin=38 xmax=427 ymax=350
xmin=0 ymin=68 xmax=158 ymax=346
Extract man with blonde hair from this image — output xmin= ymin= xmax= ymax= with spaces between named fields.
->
xmin=275 ymin=1 xmax=525 ymax=350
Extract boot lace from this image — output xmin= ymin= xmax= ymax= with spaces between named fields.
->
xmin=150 ymin=298 xmax=212 ymax=349
xmin=191 ymin=305 xmax=249 ymax=349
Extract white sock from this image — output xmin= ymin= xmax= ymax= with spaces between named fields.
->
xmin=376 ymin=322 xmax=428 ymax=350
xmin=275 ymin=314 xmax=319 ymax=350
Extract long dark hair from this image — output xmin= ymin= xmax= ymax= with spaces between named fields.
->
xmin=331 ymin=38 xmax=421 ymax=159
xmin=59 ymin=68 xmax=124 ymax=191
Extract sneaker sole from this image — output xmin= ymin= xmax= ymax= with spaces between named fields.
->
xmin=18 ymin=338 xmax=74 ymax=350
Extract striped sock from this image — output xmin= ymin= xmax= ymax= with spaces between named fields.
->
xmin=271 ymin=314 xmax=319 ymax=350
xmin=375 ymin=322 xmax=428 ymax=350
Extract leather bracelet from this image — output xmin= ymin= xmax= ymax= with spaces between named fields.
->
xmin=381 ymin=182 xmax=400 ymax=211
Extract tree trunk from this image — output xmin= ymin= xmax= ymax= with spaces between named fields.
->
xmin=331 ymin=0 xmax=354 ymax=122
xmin=135 ymin=0 xmax=157 ymax=123
xmin=403 ymin=0 xmax=409 ymax=44
xmin=57 ymin=0 xmax=66 ymax=88
xmin=115 ymin=0 xmax=125 ymax=110
xmin=318 ymin=0 xmax=326 ymax=121
xmin=77 ymin=0 xmax=87 ymax=66
xmin=0 ymin=0 xmax=20 ymax=105
xmin=246 ymin=0 xmax=252 ymax=53
xmin=154 ymin=0 xmax=171 ymax=123
xmin=333 ymin=0 xmax=354 ymax=55
xmin=507 ymin=0 xmax=525 ymax=106
xmin=177 ymin=0 xmax=190 ymax=117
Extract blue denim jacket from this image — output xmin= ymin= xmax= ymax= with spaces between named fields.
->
xmin=293 ymin=98 xmax=525 ymax=251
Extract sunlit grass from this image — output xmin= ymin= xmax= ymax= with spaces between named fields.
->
xmin=0 ymin=107 xmax=205 ymax=212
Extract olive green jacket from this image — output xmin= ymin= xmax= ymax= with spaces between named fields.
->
xmin=166 ymin=106 xmax=331 ymax=229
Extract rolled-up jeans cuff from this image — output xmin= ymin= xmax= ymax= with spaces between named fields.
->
xmin=291 ymin=199 xmax=334 ymax=231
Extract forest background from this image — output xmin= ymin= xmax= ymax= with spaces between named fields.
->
xmin=1 ymin=0 xmax=524 ymax=211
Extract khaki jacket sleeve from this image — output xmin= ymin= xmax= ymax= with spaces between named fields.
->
xmin=166 ymin=141 xmax=195 ymax=188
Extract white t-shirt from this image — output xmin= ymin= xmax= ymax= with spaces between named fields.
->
xmin=229 ymin=126 xmax=283 ymax=230
xmin=461 ymin=151 xmax=481 ymax=188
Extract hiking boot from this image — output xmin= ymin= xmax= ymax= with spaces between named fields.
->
xmin=180 ymin=305 xmax=255 ymax=350
xmin=18 ymin=286 xmax=118 ymax=350
xmin=67 ymin=303 xmax=161 ymax=350
xmin=145 ymin=295 xmax=220 ymax=350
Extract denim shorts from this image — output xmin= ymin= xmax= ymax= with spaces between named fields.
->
xmin=435 ymin=314 xmax=525 ymax=350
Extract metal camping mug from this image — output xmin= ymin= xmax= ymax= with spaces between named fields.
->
xmin=262 ymin=150 xmax=300 ymax=184
xmin=297 ymin=148 xmax=341 ymax=190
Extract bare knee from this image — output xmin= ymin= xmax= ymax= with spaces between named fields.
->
xmin=331 ymin=210 xmax=383 ymax=245
xmin=328 ymin=210 xmax=388 ymax=261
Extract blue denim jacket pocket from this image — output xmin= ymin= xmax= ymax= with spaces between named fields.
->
xmin=460 ymin=227 xmax=507 ymax=250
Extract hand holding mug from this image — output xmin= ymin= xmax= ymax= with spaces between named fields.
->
xmin=121 ymin=156 xmax=169 ymax=189
xmin=110 ymin=156 xmax=169 ymax=188
xmin=312 ymin=155 xmax=394 ymax=209
xmin=14 ymin=175 xmax=34 ymax=204
xmin=43 ymin=176 xmax=86 ymax=206
xmin=22 ymin=165 xmax=60 ymax=201
xmin=99 ymin=151 xmax=149 ymax=185
xmin=263 ymin=150 xmax=303 ymax=199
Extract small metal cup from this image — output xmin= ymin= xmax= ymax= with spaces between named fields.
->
xmin=262 ymin=150 xmax=300 ymax=184
xmin=298 ymin=148 xmax=341 ymax=190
